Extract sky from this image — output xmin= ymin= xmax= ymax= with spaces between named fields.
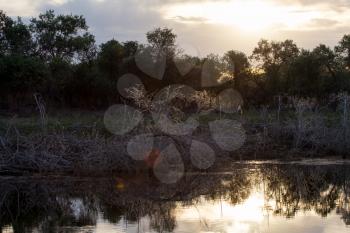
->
xmin=1 ymin=0 xmax=349 ymax=56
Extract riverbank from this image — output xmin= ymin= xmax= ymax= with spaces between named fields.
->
xmin=1 ymin=109 xmax=349 ymax=176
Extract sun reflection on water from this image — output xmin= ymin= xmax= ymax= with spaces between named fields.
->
xmin=175 ymin=189 xmax=272 ymax=233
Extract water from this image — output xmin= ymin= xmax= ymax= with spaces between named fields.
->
xmin=1 ymin=163 xmax=350 ymax=233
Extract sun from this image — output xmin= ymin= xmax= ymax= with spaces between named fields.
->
xmin=164 ymin=0 xmax=319 ymax=33
xmin=218 ymin=1 xmax=288 ymax=31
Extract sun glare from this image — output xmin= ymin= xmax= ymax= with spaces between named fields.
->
xmin=175 ymin=191 xmax=273 ymax=233
xmin=164 ymin=0 xmax=320 ymax=32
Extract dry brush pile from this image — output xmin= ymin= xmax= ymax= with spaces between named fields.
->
xmin=249 ymin=93 xmax=350 ymax=157
xmin=0 ymin=127 xmax=137 ymax=175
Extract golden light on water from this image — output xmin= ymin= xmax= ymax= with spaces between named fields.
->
xmin=175 ymin=191 xmax=274 ymax=232
xmin=178 ymin=194 xmax=265 ymax=220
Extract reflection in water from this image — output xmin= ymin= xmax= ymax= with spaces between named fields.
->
xmin=0 ymin=164 xmax=350 ymax=233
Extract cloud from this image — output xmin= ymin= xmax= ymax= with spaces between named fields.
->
xmin=271 ymin=0 xmax=350 ymax=12
xmin=0 ymin=0 xmax=69 ymax=16
xmin=171 ymin=16 xmax=209 ymax=23
xmin=307 ymin=18 xmax=339 ymax=28
xmin=38 ymin=0 xmax=165 ymax=43
xmin=1 ymin=0 xmax=350 ymax=55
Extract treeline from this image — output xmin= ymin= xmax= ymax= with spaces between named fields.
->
xmin=1 ymin=10 xmax=350 ymax=111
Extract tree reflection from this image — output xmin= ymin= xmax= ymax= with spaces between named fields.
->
xmin=0 ymin=164 xmax=350 ymax=232
xmin=260 ymin=164 xmax=350 ymax=223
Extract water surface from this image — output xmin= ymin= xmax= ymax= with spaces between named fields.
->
xmin=1 ymin=163 xmax=350 ymax=233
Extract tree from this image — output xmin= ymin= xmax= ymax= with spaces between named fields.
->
xmin=97 ymin=39 xmax=124 ymax=81
xmin=123 ymin=41 xmax=139 ymax=58
xmin=0 ymin=11 xmax=33 ymax=56
xmin=0 ymin=55 xmax=48 ymax=109
xmin=223 ymin=50 xmax=250 ymax=89
xmin=312 ymin=44 xmax=338 ymax=79
xmin=30 ymin=10 xmax=95 ymax=62
xmin=146 ymin=27 xmax=177 ymax=58
xmin=76 ymin=34 xmax=97 ymax=64
xmin=251 ymin=39 xmax=299 ymax=68
xmin=335 ymin=35 xmax=350 ymax=69
xmin=0 ymin=10 xmax=6 ymax=29
xmin=0 ymin=10 xmax=11 ymax=54
xmin=251 ymin=39 xmax=299 ymax=96
xmin=63 ymin=62 xmax=113 ymax=108
xmin=224 ymin=50 xmax=249 ymax=76
xmin=201 ymin=54 xmax=228 ymax=87
xmin=287 ymin=50 xmax=323 ymax=97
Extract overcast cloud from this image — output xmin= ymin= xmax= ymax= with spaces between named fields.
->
xmin=0 ymin=0 xmax=349 ymax=55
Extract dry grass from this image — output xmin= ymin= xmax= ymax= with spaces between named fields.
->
xmin=0 ymin=126 xmax=137 ymax=175
xmin=1 ymin=91 xmax=350 ymax=176
xmin=246 ymin=94 xmax=350 ymax=157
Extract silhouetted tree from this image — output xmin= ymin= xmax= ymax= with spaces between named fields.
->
xmin=251 ymin=39 xmax=299 ymax=99
xmin=97 ymin=39 xmax=124 ymax=82
xmin=146 ymin=27 xmax=177 ymax=58
xmin=2 ymin=9 xmax=350 ymax=111
xmin=223 ymin=50 xmax=250 ymax=91
xmin=336 ymin=34 xmax=350 ymax=69
xmin=30 ymin=10 xmax=95 ymax=62
xmin=122 ymin=40 xmax=139 ymax=58
xmin=0 ymin=11 xmax=34 ymax=56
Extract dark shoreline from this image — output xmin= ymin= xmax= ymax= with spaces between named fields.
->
xmin=1 ymin=108 xmax=350 ymax=176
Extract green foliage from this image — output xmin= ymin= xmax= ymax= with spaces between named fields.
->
xmin=97 ymin=39 xmax=124 ymax=81
xmin=0 ymin=55 xmax=48 ymax=109
xmin=250 ymin=39 xmax=300 ymax=96
xmin=122 ymin=41 xmax=139 ymax=58
xmin=0 ymin=11 xmax=34 ymax=56
xmin=0 ymin=55 xmax=47 ymax=91
xmin=223 ymin=50 xmax=250 ymax=92
xmin=1 ymin=9 xmax=350 ymax=111
xmin=224 ymin=50 xmax=249 ymax=76
xmin=287 ymin=50 xmax=323 ymax=96
xmin=30 ymin=10 xmax=95 ymax=62
xmin=251 ymin=39 xmax=299 ymax=68
xmin=335 ymin=34 xmax=350 ymax=68
xmin=146 ymin=27 xmax=177 ymax=57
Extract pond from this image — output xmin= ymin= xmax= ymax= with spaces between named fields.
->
xmin=1 ymin=163 xmax=350 ymax=233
